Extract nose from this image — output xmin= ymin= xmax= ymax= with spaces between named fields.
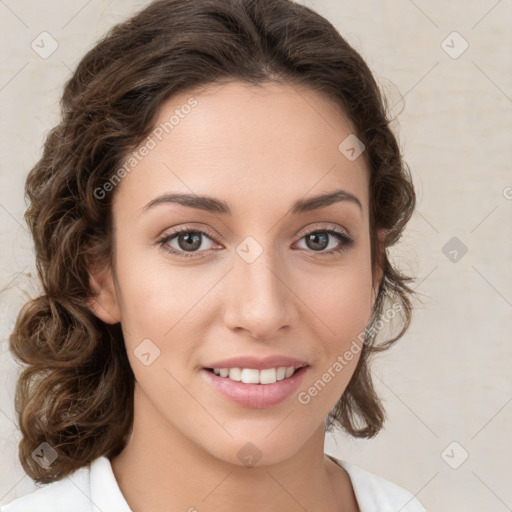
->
xmin=222 ymin=247 xmax=297 ymax=340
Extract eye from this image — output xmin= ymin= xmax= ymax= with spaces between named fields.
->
xmin=295 ymin=227 xmax=354 ymax=256
xmin=156 ymin=227 xmax=218 ymax=258
xmin=156 ymin=225 xmax=354 ymax=259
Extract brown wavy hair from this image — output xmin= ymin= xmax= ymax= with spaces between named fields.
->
xmin=9 ymin=0 xmax=417 ymax=484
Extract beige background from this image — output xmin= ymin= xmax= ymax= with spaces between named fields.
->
xmin=1 ymin=1 xmax=511 ymax=510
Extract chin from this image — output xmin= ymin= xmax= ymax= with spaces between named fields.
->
xmin=197 ymin=422 xmax=312 ymax=469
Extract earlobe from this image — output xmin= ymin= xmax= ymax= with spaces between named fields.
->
xmin=87 ymin=263 xmax=122 ymax=325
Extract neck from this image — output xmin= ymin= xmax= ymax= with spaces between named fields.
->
xmin=110 ymin=385 xmax=358 ymax=512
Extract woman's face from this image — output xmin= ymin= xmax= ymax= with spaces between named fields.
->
xmin=90 ymin=80 xmax=383 ymax=466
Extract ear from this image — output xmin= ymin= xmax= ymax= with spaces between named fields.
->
xmin=371 ymin=228 xmax=387 ymax=307
xmin=86 ymin=261 xmax=122 ymax=324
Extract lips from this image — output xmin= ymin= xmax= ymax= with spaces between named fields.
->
xmin=204 ymin=355 xmax=309 ymax=371
xmin=201 ymin=365 xmax=309 ymax=408
xmin=201 ymin=354 xmax=311 ymax=407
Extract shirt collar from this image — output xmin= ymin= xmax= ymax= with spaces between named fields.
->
xmin=89 ymin=456 xmax=133 ymax=512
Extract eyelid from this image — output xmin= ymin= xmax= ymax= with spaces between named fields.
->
xmin=156 ymin=222 xmax=354 ymax=258
xmin=297 ymin=222 xmax=351 ymax=239
xmin=156 ymin=223 xmax=219 ymax=242
xmin=157 ymin=222 xmax=352 ymax=242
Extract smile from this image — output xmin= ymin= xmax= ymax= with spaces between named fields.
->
xmin=202 ymin=365 xmax=310 ymax=408
xmin=208 ymin=366 xmax=302 ymax=384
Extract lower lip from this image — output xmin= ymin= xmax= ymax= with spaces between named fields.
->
xmin=201 ymin=366 xmax=309 ymax=409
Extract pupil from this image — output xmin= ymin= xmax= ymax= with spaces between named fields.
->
xmin=306 ymin=232 xmax=328 ymax=251
xmin=179 ymin=232 xmax=201 ymax=251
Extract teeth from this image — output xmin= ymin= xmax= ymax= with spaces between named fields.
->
xmin=228 ymin=367 xmax=241 ymax=381
xmin=241 ymin=368 xmax=261 ymax=384
xmin=212 ymin=366 xmax=299 ymax=384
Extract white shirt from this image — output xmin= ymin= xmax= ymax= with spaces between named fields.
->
xmin=1 ymin=454 xmax=427 ymax=511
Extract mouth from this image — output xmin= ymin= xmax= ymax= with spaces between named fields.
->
xmin=201 ymin=365 xmax=310 ymax=408
xmin=204 ymin=365 xmax=309 ymax=385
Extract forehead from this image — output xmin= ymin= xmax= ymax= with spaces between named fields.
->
xmin=113 ymin=81 xmax=369 ymax=220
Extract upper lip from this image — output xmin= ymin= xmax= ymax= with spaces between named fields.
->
xmin=204 ymin=355 xmax=309 ymax=370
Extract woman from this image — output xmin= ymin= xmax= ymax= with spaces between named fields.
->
xmin=2 ymin=0 xmax=426 ymax=510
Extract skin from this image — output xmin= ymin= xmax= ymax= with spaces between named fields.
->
xmin=88 ymin=80 xmax=384 ymax=512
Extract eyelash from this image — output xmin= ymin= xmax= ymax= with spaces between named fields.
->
xmin=156 ymin=225 xmax=354 ymax=259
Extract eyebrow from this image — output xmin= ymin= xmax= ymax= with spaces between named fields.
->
xmin=142 ymin=189 xmax=363 ymax=216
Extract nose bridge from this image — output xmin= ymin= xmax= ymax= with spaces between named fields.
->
xmin=224 ymin=236 xmax=294 ymax=338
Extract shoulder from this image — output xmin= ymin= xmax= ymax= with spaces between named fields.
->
xmin=0 ymin=464 xmax=93 ymax=512
xmin=329 ymin=455 xmax=427 ymax=512
xmin=0 ymin=466 xmax=91 ymax=512
xmin=1 ymin=457 xmax=132 ymax=512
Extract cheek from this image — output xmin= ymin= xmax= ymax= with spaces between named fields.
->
xmin=296 ymin=259 xmax=374 ymax=338
xmin=114 ymin=233 xmax=374 ymax=354
xmin=294 ymin=267 xmax=372 ymax=409
xmin=113 ymin=250 xmax=214 ymax=376
xmin=114 ymin=247 xmax=192 ymax=329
